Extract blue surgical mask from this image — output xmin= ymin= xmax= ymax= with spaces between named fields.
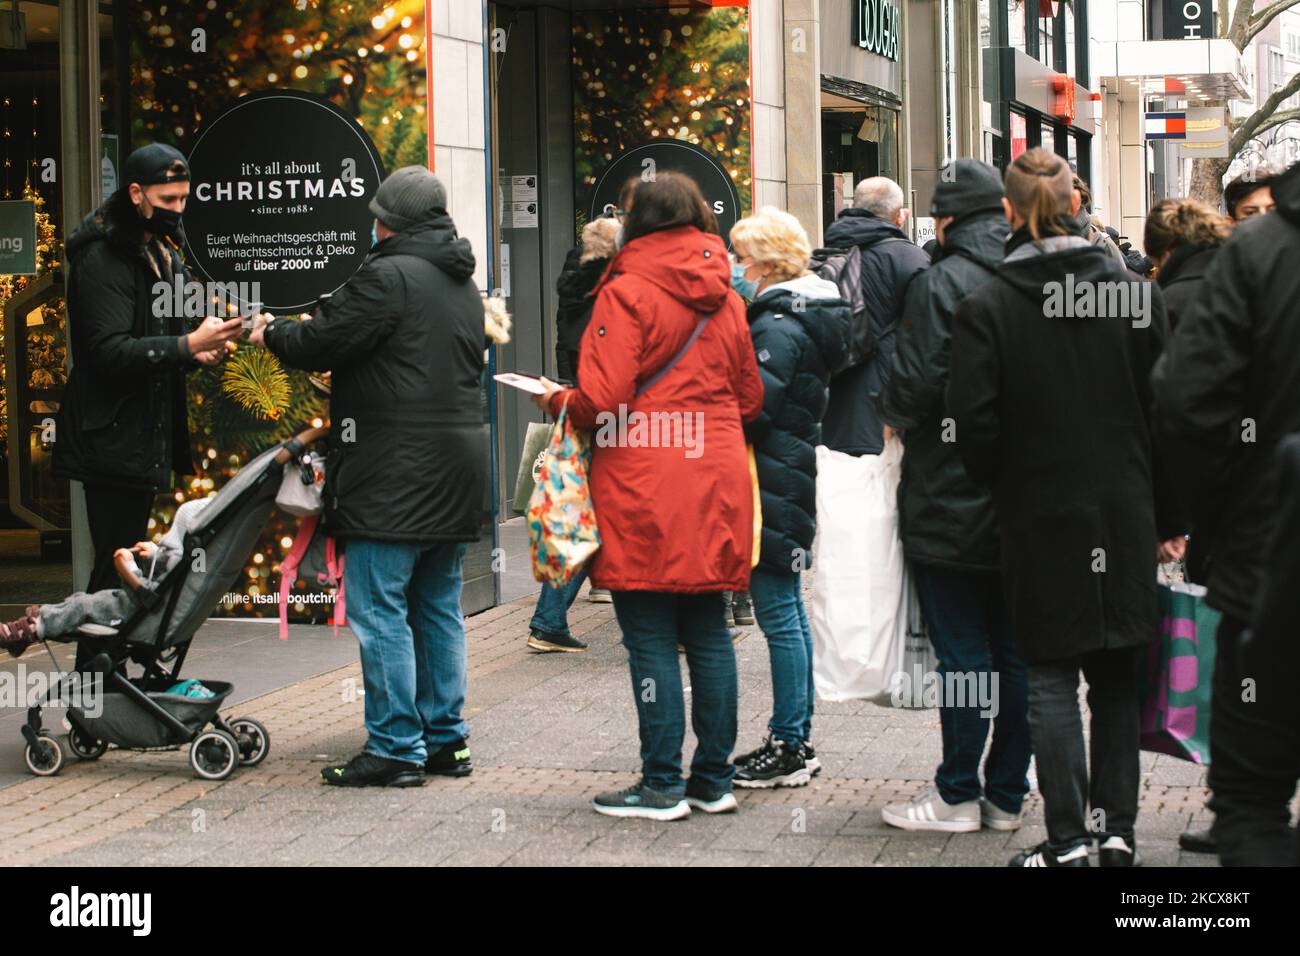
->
xmin=731 ymin=261 xmax=759 ymax=300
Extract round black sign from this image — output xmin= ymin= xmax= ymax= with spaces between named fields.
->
xmin=590 ymin=140 xmax=743 ymax=243
xmin=183 ymin=89 xmax=385 ymax=313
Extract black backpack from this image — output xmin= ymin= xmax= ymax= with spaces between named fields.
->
xmin=810 ymin=237 xmax=911 ymax=369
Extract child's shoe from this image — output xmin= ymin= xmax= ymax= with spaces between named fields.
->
xmin=0 ymin=614 xmax=38 ymax=657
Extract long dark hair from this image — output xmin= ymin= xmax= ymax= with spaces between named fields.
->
xmin=620 ymin=170 xmax=719 ymax=245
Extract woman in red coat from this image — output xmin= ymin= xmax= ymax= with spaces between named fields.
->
xmin=534 ymin=172 xmax=763 ymax=820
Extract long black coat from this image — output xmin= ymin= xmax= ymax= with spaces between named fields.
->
xmin=1152 ymin=161 xmax=1300 ymax=624
xmin=743 ymin=276 xmax=851 ymax=575
xmin=878 ymin=211 xmax=1006 ymax=573
xmin=947 ymin=233 xmax=1171 ymax=664
xmin=820 ymin=208 xmax=930 ymax=456
xmin=53 ymin=191 xmax=197 ymax=491
xmin=266 ymin=208 xmax=486 ymax=544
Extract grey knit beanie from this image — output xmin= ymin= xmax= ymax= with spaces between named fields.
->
xmin=369 ymin=166 xmax=447 ymax=231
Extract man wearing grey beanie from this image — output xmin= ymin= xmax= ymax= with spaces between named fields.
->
xmin=250 ymin=165 xmax=486 ymax=788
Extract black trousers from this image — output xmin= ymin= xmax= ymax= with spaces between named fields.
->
xmin=1027 ymin=646 xmax=1142 ymax=850
xmin=1208 ymin=615 xmax=1300 ymax=866
xmin=78 ymin=484 xmax=153 ymax=669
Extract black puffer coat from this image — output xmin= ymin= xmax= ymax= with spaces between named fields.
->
xmin=1153 ymin=160 xmax=1300 ymax=623
xmin=743 ymin=274 xmax=851 ymax=575
xmin=266 ymin=207 xmax=486 ymax=544
xmin=54 ymin=190 xmax=197 ymax=491
xmin=819 ymin=208 xmax=930 ymax=456
xmin=948 ymin=233 xmax=1172 ymax=664
xmin=878 ymin=211 xmax=1006 ymax=572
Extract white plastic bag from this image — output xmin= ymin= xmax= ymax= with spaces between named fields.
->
xmin=276 ymin=452 xmax=325 ymax=517
xmin=810 ymin=438 xmax=925 ymax=705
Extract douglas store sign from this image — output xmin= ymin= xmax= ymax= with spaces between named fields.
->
xmin=855 ymin=0 xmax=900 ymax=61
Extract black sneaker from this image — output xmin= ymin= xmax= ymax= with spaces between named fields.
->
xmin=527 ymin=630 xmax=588 ymax=653
xmin=1178 ymin=827 xmax=1216 ymax=854
xmin=685 ymin=779 xmax=738 ymax=814
xmin=1098 ymin=834 xmax=1142 ymax=867
xmin=734 ymin=738 xmax=810 ymax=789
xmin=731 ymin=591 xmax=755 ymax=626
xmin=733 ymin=734 xmax=772 ymax=767
xmin=1008 ymin=841 xmax=1090 ymax=867
xmin=425 ymin=737 xmax=473 ymax=777
xmin=591 ymin=781 xmax=690 ymax=820
xmin=321 ymin=752 xmax=424 ymax=788
xmin=800 ymin=741 xmax=822 ymax=777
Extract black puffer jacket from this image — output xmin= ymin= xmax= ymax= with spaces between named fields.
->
xmin=878 ymin=211 xmax=1006 ymax=572
xmin=53 ymin=190 xmax=197 ymax=491
xmin=1155 ymin=241 xmax=1219 ymax=332
xmin=819 ymin=208 xmax=930 ymax=455
xmin=266 ymin=208 xmax=486 ymax=543
xmin=743 ymin=274 xmax=851 ymax=576
xmin=1153 ymin=161 xmax=1300 ymax=623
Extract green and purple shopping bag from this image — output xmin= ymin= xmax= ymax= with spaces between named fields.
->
xmin=1138 ymin=580 xmax=1220 ymax=764
xmin=526 ymin=399 xmax=601 ymax=588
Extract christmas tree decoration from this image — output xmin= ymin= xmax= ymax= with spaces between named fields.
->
xmin=220 ymin=346 xmax=292 ymax=421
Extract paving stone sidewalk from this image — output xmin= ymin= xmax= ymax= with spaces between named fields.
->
xmin=5 ymin=589 xmax=1215 ymax=867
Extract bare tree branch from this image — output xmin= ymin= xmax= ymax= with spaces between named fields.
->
xmin=1247 ymin=106 xmax=1300 ymax=140
xmin=1228 ymin=0 xmax=1257 ymax=48
xmin=1230 ymin=68 xmax=1300 ymax=151
xmin=1241 ymin=0 xmax=1300 ymax=48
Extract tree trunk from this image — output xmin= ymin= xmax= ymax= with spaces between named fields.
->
xmin=1189 ymin=156 xmax=1231 ymax=206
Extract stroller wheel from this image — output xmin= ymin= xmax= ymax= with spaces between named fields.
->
xmin=189 ymin=729 xmax=239 ymax=781
xmin=24 ymin=734 xmax=64 ymax=777
xmin=229 ymin=718 xmax=270 ymax=767
xmin=67 ymin=727 xmax=108 ymax=760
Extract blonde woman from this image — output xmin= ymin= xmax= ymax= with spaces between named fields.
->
xmin=727 ymin=207 xmax=851 ymax=788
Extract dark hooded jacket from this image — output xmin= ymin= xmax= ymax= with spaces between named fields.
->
xmin=743 ymin=274 xmax=851 ymax=576
xmin=53 ymin=190 xmax=197 ymax=491
xmin=555 ymin=221 xmax=619 ymax=360
xmin=878 ymin=211 xmax=1006 ymax=572
xmin=1155 ymin=241 xmax=1219 ymax=332
xmin=1153 ymin=161 xmax=1300 ymax=623
xmin=820 ymin=208 xmax=930 ymax=456
xmin=947 ymin=232 xmax=1173 ymax=664
xmin=265 ymin=208 xmax=486 ymax=543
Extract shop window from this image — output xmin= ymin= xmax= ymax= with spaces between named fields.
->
xmin=1040 ymin=120 xmax=1054 ymax=156
xmin=1010 ymin=110 xmax=1027 ymax=160
xmin=1008 ymin=1 xmax=1026 ymax=52
xmin=821 ymin=105 xmax=899 ymax=228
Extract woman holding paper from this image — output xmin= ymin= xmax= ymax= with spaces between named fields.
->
xmin=532 ymin=172 xmax=764 ymax=821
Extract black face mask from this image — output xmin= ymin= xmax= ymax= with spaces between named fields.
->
xmin=139 ymin=195 xmax=183 ymax=242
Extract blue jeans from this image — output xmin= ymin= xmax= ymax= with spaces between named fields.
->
xmin=913 ymin=563 xmax=1031 ymax=813
xmin=611 ymin=591 xmax=737 ymax=796
xmin=748 ymin=569 xmax=814 ymax=746
xmin=343 ymin=539 xmax=470 ymax=764
xmin=528 ymin=566 xmax=589 ymax=639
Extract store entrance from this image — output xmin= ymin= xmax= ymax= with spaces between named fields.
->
xmin=820 ymin=92 xmax=900 ymax=230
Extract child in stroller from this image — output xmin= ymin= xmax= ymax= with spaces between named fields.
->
xmin=13 ymin=423 xmax=327 ymax=780
xmin=1 ymin=497 xmax=212 ymax=656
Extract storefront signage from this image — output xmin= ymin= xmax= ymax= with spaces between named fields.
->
xmin=1177 ymin=107 xmax=1230 ymax=159
xmin=182 ymin=89 xmax=385 ymax=313
xmin=590 ymin=140 xmax=742 ymax=244
xmin=855 ymin=0 xmax=900 ymax=61
xmin=0 ymin=200 xmax=37 ymax=276
xmin=1161 ymin=0 xmax=1214 ymax=40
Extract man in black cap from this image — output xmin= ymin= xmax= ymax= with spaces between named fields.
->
xmin=876 ymin=159 xmax=1033 ymax=835
xmin=249 ymin=165 xmax=487 ymax=789
xmin=54 ymin=143 xmax=243 ymax=652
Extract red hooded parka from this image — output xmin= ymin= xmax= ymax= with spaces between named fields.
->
xmin=547 ymin=225 xmax=764 ymax=593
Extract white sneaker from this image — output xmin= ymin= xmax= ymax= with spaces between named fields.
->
xmin=980 ymin=797 xmax=1023 ymax=831
xmin=881 ymin=788 xmax=980 ymax=832
xmin=685 ymin=791 xmax=738 ymax=814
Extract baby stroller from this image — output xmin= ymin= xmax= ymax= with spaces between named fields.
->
xmin=21 ymin=426 xmax=324 ymax=781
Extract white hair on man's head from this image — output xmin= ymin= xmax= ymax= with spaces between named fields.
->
xmin=852 ymin=176 xmax=905 ymax=220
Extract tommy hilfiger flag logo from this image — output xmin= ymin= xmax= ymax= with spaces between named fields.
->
xmin=1144 ymin=112 xmax=1187 ymax=139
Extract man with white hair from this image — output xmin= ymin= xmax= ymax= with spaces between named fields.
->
xmin=820 ymin=176 xmax=930 ymax=455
